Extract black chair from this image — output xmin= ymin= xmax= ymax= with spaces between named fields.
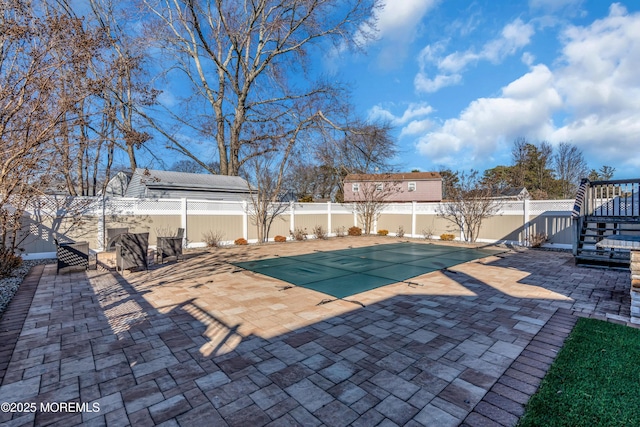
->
xmin=55 ymin=238 xmax=89 ymax=274
xmin=156 ymin=236 xmax=183 ymax=264
xmin=116 ymin=232 xmax=149 ymax=273
xmin=106 ymin=227 xmax=129 ymax=251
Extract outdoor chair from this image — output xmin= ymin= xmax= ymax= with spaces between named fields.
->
xmin=115 ymin=232 xmax=149 ymax=273
xmin=106 ymin=227 xmax=129 ymax=251
xmin=55 ymin=238 xmax=89 ymax=274
xmin=156 ymin=236 xmax=183 ymax=264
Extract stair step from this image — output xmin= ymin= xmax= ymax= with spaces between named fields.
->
xmin=575 ymin=250 xmax=630 ymax=260
xmin=585 ymin=216 xmax=640 ymax=223
xmin=575 ymin=256 xmax=630 ymax=269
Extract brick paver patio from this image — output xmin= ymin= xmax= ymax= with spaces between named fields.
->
xmin=0 ymin=237 xmax=633 ymax=426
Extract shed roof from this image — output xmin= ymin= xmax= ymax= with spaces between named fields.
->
xmin=135 ymin=169 xmax=249 ymax=192
xmin=344 ymin=172 xmax=441 ymax=182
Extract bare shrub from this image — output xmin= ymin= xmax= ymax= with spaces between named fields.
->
xmin=203 ymin=230 xmax=225 ymax=247
xmin=396 ymin=225 xmax=405 ymax=238
xmin=529 ymin=232 xmax=548 ymax=248
xmin=0 ymin=248 xmax=23 ymax=278
xmin=312 ymin=225 xmax=327 ymax=240
xmin=334 ymin=226 xmax=347 ymax=237
xmin=422 ymin=228 xmax=435 ymax=240
xmin=290 ymin=228 xmax=307 ymax=241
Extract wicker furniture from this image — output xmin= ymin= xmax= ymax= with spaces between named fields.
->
xmin=106 ymin=227 xmax=129 ymax=251
xmin=55 ymin=239 xmax=89 ymax=274
xmin=156 ymin=237 xmax=183 ymax=264
xmin=115 ymin=232 xmax=149 ymax=272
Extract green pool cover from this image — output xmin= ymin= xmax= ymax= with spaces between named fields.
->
xmin=232 ymin=242 xmax=504 ymax=299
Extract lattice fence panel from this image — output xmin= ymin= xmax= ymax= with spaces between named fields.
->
xmin=529 ymin=200 xmax=573 ymax=215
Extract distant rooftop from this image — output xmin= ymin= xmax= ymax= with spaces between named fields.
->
xmin=136 ymin=169 xmax=249 ymax=192
xmin=344 ymin=172 xmax=441 ymax=181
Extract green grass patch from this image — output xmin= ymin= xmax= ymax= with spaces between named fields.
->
xmin=518 ymin=318 xmax=640 ymax=427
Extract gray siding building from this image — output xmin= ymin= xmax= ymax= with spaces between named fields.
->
xmin=124 ymin=169 xmax=250 ymax=201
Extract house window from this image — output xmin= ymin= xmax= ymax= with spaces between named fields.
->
xmin=376 ymin=183 xmax=383 ymax=192
xmin=408 ymin=182 xmax=416 ymax=192
xmin=352 ymin=183 xmax=359 ymax=192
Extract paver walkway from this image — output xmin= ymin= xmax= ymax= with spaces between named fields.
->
xmin=0 ymin=237 xmax=633 ymax=426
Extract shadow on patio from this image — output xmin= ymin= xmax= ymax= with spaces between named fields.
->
xmin=0 ymin=242 xmax=632 ymax=426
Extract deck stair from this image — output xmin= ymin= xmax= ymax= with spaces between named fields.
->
xmin=573 ymin=179 xmax=640 ymax=269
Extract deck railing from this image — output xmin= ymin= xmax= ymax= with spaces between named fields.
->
xmin=575 ymin=178 xmax=640 ymax=218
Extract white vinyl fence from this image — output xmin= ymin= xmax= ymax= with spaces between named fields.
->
xmin=16 ymin=197 xmax=575 ymax=259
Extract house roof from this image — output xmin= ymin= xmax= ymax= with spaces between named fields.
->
xmin=498 ymin=187 xmax=527 ymax=197
xmin=135 ymin=169 xmax=249 ymax=193
xmin=344 ymin=172 xmax=441 ymax=182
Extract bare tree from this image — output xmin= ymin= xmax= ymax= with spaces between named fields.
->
xmin=0 ymin=1 xmax=70 ymax=268
xmin=554 ymin=142 xmax=588 ymax=198
xmin=142 ymin=0 xmax=379 ymax=176
xmin=437 ymin=170 xmax=501 ymax=243
xmin=312 ymin=118 xmax=397 ymax=201
xmin=245 ymin=156 xmax=290 ymax=243
xmin=348 ymin=174 xmax=402 ymax=235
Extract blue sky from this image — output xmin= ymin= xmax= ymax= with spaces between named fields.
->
xmin=329 ymin=0 xmax=640 ymax=178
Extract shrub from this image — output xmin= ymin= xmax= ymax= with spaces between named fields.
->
xmin=290 ymin=227 xmax=307 ymax=241
xmin=529 ymin=232 xmax=548 ymax=248
xmin=234 ymin=238 xmax=248 ymax=245
xmin=203 ymin=230 xmax=225 ymax=247
xmin=396 ymin=225 xmax=405 ymax=238
xmin=274 ymin=235 xmax=287 ymax=243
xmin=348 ymin=226 xmax=362 ymax=236
xmin=312 ymin=225 xmax=327 ymax=240
xmin=422 ymin=228 xmax=435 ymax=240
xmin=334 ymin=226 xmax=346 ymax=237
xmin=440 ymin=233 xmax=455 ymax=241
xmin=377 ymin=229 xmax=389 ymax=236
xmin=0 ymin=248 xmax=22 ymax=278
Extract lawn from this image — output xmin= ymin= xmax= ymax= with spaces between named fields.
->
xmin=518 ymin=317 xmax=640 ymax=427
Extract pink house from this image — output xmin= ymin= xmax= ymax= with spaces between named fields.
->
xmin=343 ymin=172 xmax=442 ymax=202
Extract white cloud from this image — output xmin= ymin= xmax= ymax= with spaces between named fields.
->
xmin=549 ymin=3 xmax=640 ymax=166
xmin=416 ymin=64 xmax=562 ymax=166
xmin=374 ymin=0 xmax=440 ymax=41
xmin=415 ymin=19 xmax=535 ymax=93
xmin=353 ymin=0 xmax=440 ymax=68
xmin=415 ymin=4 xmax=640 ymax=174
xmin=414 ymin=72 xmax=462 ymax=93
xmin=371 ymin=0 xmax=440 ymax=42
xmin=400 ymin=119 xmax=434 ymax=137
xmin=369 ymin=102 xmax=435 ymax=137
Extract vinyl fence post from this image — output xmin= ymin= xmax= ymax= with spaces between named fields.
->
xmin=290 ymin=201 xmax=295 ymax=233
xmin=411 ymin=201 xmax=417 ymax=238
xmin=181 ymin=198 xmax=188 ymax=247
xmin=523 ymin=198 xmax=530 ymax=246
xmin=98 ymin=196 xmax=106 ymax=251
xmin=353 ymin=203 xmax=357 ymax=227
xmin=327 ymin=201 xmax=332 ymax=236
xmin=242 ymin=201 xmax=248 ymax=240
